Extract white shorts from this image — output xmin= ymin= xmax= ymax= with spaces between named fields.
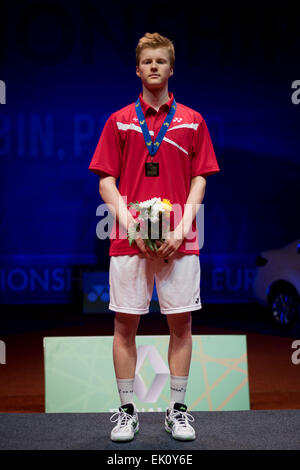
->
xmin=109 ymin=252 xmax=201 ymax=315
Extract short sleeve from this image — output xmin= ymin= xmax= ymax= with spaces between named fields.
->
xmin=191 ymin=118 xmax=220 ymax=177
xmin=88 ymin=116 xmax=122 ymax=178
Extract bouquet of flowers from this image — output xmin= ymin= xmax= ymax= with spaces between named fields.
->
xmin=127 ymin=197 xmax=172 ymax=252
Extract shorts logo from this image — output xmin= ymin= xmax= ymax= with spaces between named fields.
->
xmin=195 ymin=297 xmax=200 ymax=304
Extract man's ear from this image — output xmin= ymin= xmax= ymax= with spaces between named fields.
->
xmin=169 ymin=67 xmax=174 ymax=77
xmin=136 ymin=65 xmax=140 ymax=78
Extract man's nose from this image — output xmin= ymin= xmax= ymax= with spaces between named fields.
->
xmin=150 ymin=62 xmax=158 ymax=69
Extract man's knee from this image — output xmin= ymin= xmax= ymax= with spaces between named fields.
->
xmin=114 ymin=312 xmax=140 ymax=343
xmin=167 ymin=312 xmax=192 ymax=339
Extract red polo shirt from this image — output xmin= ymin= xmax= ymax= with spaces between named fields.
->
xmin=89 ymin=92 xmax=220 ymax=256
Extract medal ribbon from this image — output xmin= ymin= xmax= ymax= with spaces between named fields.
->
xmin=135 ymin=97 xmax=177 ymax=156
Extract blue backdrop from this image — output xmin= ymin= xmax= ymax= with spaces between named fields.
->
xmin=1 ymin=0 xmax=299 ymax=304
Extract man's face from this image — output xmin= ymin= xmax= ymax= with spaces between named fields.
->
xmin=136 ymin=47 xmax=174 ymax=89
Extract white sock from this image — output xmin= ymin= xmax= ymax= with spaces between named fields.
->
xmin=116 ymin=378 xmax=135 ymax=406
xmin=169 ymin=375 xmax=189 ymax=408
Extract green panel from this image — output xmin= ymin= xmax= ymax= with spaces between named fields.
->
xmin=44 ymin=335 xmax=250 ymax=413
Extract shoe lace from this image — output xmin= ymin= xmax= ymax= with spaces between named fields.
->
xmin=110 ymin=409 xmax=133 ymax=429
xmin=170 ymin=410 xmax=195 ymax=428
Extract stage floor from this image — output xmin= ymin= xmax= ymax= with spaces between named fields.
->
xmin=0 ymin=410 xmax=299 ymax=450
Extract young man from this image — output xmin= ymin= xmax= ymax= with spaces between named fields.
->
xmin=89 ymin=32 xmax=220 ymax=442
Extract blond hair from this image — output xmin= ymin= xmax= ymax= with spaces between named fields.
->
xmin=136 ymin=32 xmax=175 ymax=67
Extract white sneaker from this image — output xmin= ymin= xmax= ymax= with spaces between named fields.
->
xmin=165 ymin=402 xmax=196 ymax=441
xmin=110 ymin=403 xmax=139 ymax=442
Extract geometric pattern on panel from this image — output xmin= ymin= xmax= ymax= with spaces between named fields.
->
xmin=189 ymin=335 xmax=250 ymax=411
xmin=44 ymin=335 xmax=250 ymax=413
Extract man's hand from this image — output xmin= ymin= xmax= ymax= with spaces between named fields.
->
xmin=134 ymin=233 xmax=157 ymax=260
xmin=155 ymin=230 xmax=184 ymax=259
xmin=128 ymin=219 xmax=156 ymax=260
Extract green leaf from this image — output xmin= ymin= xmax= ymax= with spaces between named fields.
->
xmin=128 ymin=201 xmax=141 ymax=211
xmin=145 ymin=239 xmax=154 ymax=251
xmin=153 ymin=241 xmax=159 ymax=251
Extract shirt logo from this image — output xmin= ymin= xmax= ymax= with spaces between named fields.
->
xmin=173 ymin=117 xmax=183 ymax=123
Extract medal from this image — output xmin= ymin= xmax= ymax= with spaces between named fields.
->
xmin=145 ymin=161 xmax=159 ymax=177
xmin=135 ymin=97 xmax=177 ymax=177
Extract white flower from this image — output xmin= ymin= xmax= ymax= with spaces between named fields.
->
xmin=139 ymin=197 xmax=160 ymax=209
xmin=149 ymin=200 xmax=164 ymax=222
xmin=137 ymin=197 xmax=164 ymax=222
xmin=127 ymin=196 xmax=172 ymax=250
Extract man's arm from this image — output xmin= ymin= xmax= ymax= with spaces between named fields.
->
xmin=99 ymin=174 xmax=134 ymax=234
xmin=156 ymin=175 xmax=206 ymax=258
xmin=175 ymin=175 xmax=206 ymax=239
xmin=99 ymin=173 xmax=156 ymax=260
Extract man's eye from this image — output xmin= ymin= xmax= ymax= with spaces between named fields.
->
xmin=143 ymin=59 xmax=166 ymax=64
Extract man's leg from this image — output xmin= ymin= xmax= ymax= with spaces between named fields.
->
xmin=164 ymin=311 xmax=196 ymax=440
xmin=113 ymin=312 xmax=140 ymax=403
xmin=108 ymin=254 xmax=152 ymax=442
xmin=167 ymin=311 xmax=192 ymax=405
xmin=110 ymin=312 xmax=140 ymax=442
